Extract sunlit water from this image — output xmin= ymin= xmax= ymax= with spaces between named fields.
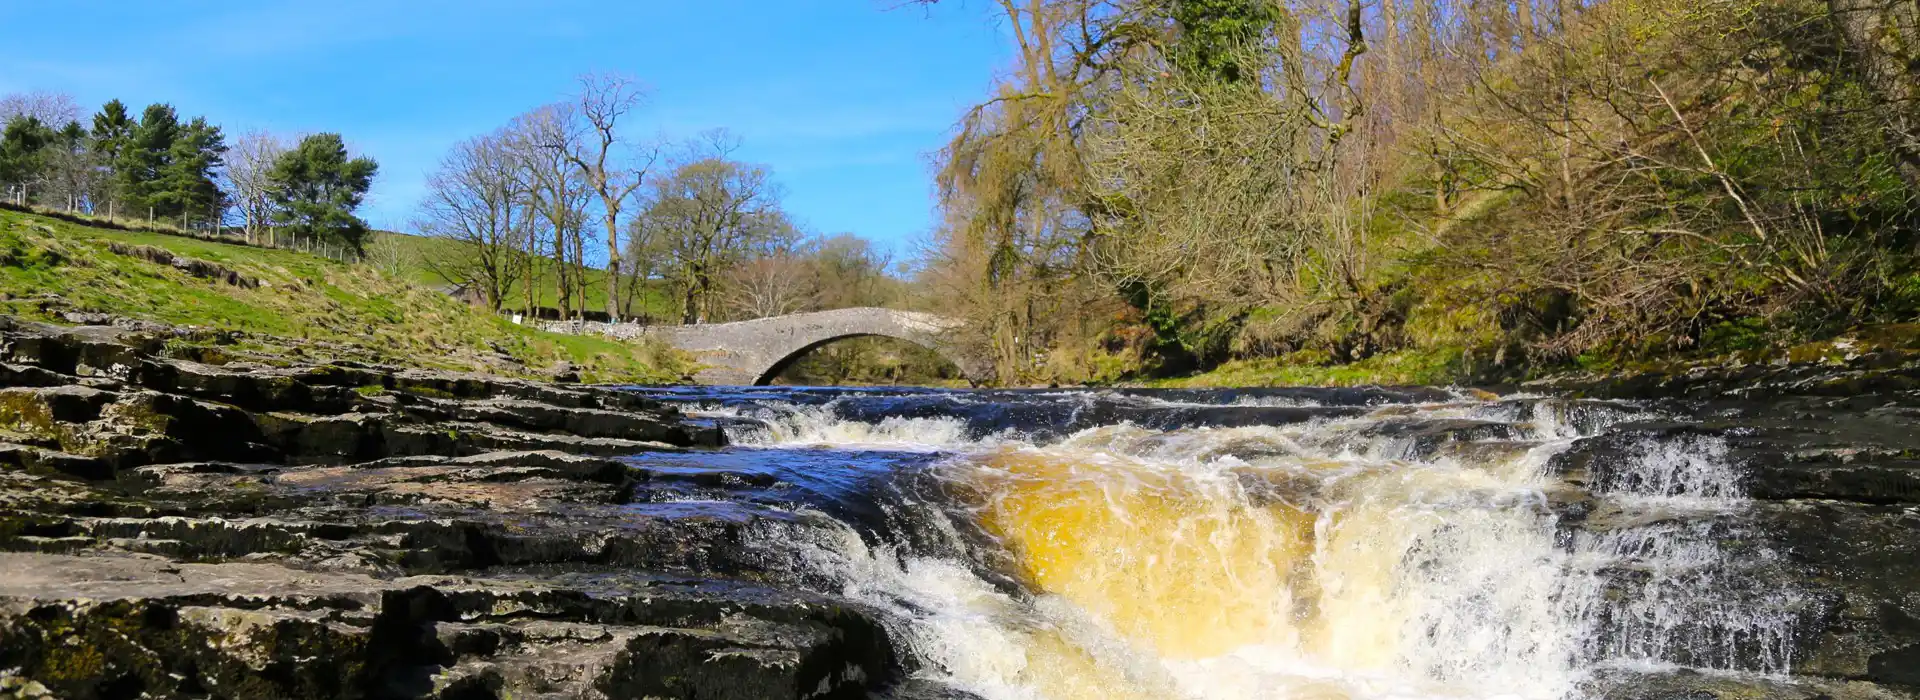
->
xmin=621 ymin=386 xmax=1800 ymax=700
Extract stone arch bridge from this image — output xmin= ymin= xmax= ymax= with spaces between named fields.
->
xmin=544 ymin=307 xmax=988 ymax=385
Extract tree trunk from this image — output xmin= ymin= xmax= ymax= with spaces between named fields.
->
xmin=570 ymin=238 xmax=584 ymax=319
xmin=524 ymin=252 xmax=537 ymax=318
xmin=604 ymin=213 xmax=622 ymax=322
xmin=553 ymin=233 xmax=571 ymax=320
xmin=682 ymin=276 xmax=701 ymax=325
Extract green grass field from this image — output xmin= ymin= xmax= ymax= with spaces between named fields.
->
xmin=0 ymin=208 xmax=688 ymax=383
xmin=369 ymin=231 xmax=679 ymax=320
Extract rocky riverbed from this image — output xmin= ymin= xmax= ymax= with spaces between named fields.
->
xmin=0 ymin=319 xmax=918 ymax=699
xmin=5 ymin=317 xmax=1920 ymax=700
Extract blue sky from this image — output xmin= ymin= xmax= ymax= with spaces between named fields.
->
xmin=0 ymin=1 xmax=1009 ymax=255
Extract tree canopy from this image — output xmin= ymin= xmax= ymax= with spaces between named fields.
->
xmin=267 ymin=133 xmax=379 ymax=250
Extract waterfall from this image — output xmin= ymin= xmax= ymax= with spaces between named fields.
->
xmin=654 ymin=391 xmax=1799 ymax=700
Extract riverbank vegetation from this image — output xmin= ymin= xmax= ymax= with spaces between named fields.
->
xmin=917 ymin=0 xmax=1920 ymax=386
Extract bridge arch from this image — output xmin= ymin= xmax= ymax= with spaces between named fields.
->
xmin=567 ymin=308 xmax=987 ymax=386
xmin=752 ymin=332 xmax=961 ymax=385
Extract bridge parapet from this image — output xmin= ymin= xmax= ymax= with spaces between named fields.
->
xmin=542 ymin=307 xmax=985 ymax=385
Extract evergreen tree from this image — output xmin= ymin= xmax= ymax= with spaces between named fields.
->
xmin=118 ymin=103 xmax=180 ymax=220
xmin=267 ymin=133 xmax=378 ymax=250
xmin=160 ymin=117 xmax=227 ymax=229
xmin=89 ymin=100 xmax=134 ymax=218
xmin=0 ymin=116 xmax=55 ymax=204
xmin=54 ymin=121 xmax=86 ymax=155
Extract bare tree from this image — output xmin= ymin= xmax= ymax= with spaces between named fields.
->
xmin=622 ymin=211 xmax=670 ymax=322
xmin=229 ymin=130 xmax=289 ymax=243
xmin=725 ymin=254 xmax=818 ymax=319
xmin=506 ymin=104 xmax=592 ymax=320
xmin=1826 ymin=0 xmax=1920 ymax=189
xmin=416 ymin=132 xmax=530 ymax=311
xmin=636 ymin=132 xmax=796 ymax=324
xmin=520 ymin=215 xmax=552 ymax=317
xmin=361 ymin=232 xmax=417 ymax=279
xmin=559 ymin=73 xmax=659 ymax=322
xmin=42 ymin=122 xmax=96 ymax=213
xmin=808 ymin=233 xmax=895 ymax=310
xmin=0 ymin=91 xmax=79 ymax=126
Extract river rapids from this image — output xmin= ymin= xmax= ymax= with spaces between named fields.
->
xmin=618 ymin=386 xmax=1813 ymax=700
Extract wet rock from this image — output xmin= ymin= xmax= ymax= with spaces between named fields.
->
xmin=0 ymin=443 xmax=905 ymax=693
xmin=0 ymin=320 xmax=937 ymax=698
xmin=1745 ymin=454 xmax=1920 ymax=504
xmin=1530 ymin=350 xmax=1920 ymax=404
xmin=879 ymin=680 xmax=991 ymax=700
xmin=451 ymin=398 xmax=691 ymax=442
xmin=597 ymin=613 xmax=892 ymax=700
xmin=133 ymin=358 xmax=356 ymax=414
xmin=1583 ymin=668 xmax=1919 ymax=700
xmin=0 ymin=362 xmax=68 ymax=388
xmin=1735 ymin=502 xmax=1920 ymax=687
xmin=1357 ymin=418 xmax=1528 ymax=460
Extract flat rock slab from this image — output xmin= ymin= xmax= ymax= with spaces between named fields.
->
xmin=0 ymin=553 xmax=898 ymax=700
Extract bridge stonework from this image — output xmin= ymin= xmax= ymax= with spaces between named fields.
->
xmin=543 ymin=307 xmax=988 ymax=386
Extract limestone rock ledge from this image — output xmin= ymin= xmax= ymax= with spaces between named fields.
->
xmin=0 ymin=553 xmax=895 ymax=700
xmin=0 ymin=319 xmax=927 ymax=699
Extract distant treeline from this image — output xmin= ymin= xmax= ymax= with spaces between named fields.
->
xmin=414 ymin=74 xmax=914 ymax=329
xmin=0 ymin=91 xmax=378 ymax=253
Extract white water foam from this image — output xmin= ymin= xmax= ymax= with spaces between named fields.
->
xmin=729 ymin=396 xmax=1792 ymax=700
xmin=727 ymin=403 xmax=1006 ymax=451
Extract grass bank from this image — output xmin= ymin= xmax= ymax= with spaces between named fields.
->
xmin=1146 ymin=348 xmax=1470 ymax=388
xmin=0 ymin=208 xmax=688 ymax=383
xmin=370 ymin=231 xmax=678 ymax=321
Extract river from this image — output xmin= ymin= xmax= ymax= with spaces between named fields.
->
xmin=616 ymin=385 xmax=1825 ymax=700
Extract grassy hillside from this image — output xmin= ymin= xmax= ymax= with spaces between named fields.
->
xmin=369 ymin=231 xmax=679 ymax=321
xmin=0 ymin=208 xmax=689 ymax=383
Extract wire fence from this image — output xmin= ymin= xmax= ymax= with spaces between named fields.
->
xmin=0 ymin=201 xmax=363 ymax=262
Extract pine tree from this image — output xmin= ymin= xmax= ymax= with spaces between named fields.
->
xmin=119 ymin=103 xmax=180 ymax=221
xmin=267 ymin=133 xmax=379 ymax=251
xmin=89 ymin=100 xmax=134 ymax=219
xmin=160 ymin=117 xmax=227 ymax=229
xmin=0 ymin=116 xmax=55 ymax=204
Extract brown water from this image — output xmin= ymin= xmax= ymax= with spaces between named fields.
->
xmin=624 ymin=387 xmax=1801 ymax=700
